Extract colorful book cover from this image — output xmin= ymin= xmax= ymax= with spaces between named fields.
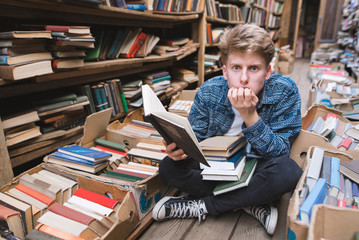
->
xmin=57 ymin=145 xmax=111 ymax=161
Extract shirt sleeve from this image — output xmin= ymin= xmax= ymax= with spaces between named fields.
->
xmin=242 ymin=83 xmax=302 ymax=159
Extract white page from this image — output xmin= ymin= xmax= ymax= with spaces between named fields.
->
xmin=141 ymin=84 xmax=166 ymax=116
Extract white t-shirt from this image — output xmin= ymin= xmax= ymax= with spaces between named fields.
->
xmin=225 ymin=106 xmax=243 ymax=136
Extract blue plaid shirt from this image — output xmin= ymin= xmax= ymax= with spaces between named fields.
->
xmin=188 ymin=74 xmax=302 ymax=159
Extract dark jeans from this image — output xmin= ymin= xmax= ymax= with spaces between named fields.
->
xmin=159 ymin=155 xmax=302 ymax=216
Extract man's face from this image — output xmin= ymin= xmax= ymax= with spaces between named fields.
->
xmin=222 ymin=51 xmax=271 ymax=96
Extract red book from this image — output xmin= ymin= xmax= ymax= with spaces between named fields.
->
xmin=49 ymin=203 xmax=108 ymax=235
xmin=73 ymin=188 xmax=120 ymax=211
xmin=15 ymin=184 xmax=55 ymax=206
xmin=95 ymin=145 xmax=128 ymax=157
xmin=338 ymin=137 xmax=353 ymax=150
xmin=45 ymin=25 xmax=90 ymax=34
xmin=120 ymin=32 xmax=147 ymax=58
xmin=36 ymin=223 xmax=84 ymax=240
xmin=338 ymin=199 xmax=347 ymax=208
xmin=0 ymin=205 xmax=24 ymax=239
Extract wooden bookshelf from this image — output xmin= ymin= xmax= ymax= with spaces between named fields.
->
xmin=0 ymin=0 xmax=206 ymax=175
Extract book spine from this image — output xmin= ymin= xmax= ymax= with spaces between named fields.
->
xmin=94 ymin=138 xmax=127 ymax=152
xmin=113 ymin=80 xmax=125 ymax=113
xmin=115 ymin=79 xmax=129 ymax=112
xmin=98 ymin=84 xmax=109 ymax=109
xmin=0 ymin=55 xmax=10 ymax=65
xmin=107 ymin=80 xmax=120 ymax=115
xmin=91 ymin=85 xmax=105 ymax=111
xmin=80 ymin=84 xmax=96 ymax=114
xmin=103 ymin=83 xmax=115 ymax=116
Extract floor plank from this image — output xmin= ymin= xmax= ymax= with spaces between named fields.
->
xmin=138 ymin=218 xmax=196 ymax=240
xmin=184 ymin=211 xmax=241 ymax=240
xmin=231 ymin=211 xmax=270 ymax=240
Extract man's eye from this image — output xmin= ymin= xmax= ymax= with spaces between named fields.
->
xmin=251 ymin=66 xmax=258 ymax=71
xmin=233 ymin=66 xmax=239 ymax=70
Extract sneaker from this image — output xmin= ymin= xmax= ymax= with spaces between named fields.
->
xmin=152 ymin=195 xmax=207 ymax=223
xmin=244 ymin=204 xmax=278 ymax=235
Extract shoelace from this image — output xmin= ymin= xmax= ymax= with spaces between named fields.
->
xmin=168 ymin=200 xmax=206 ymax=224
xmin=249 ymin=205 xmax=268 ymax=226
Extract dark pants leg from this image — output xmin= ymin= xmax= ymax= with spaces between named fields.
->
xmin=159 ymin=155 xmax=302 ymax=216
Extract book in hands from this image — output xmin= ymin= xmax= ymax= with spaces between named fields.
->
xmin=141 ymin=84 xmax=209 ymax=167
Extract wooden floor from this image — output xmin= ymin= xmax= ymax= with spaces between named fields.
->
xmin=138 ymin=58 xmax=312 ymax=240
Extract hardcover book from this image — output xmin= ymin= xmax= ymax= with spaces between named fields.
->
xmin=201 ymin=156 xmax=246 ymax=181
xmin=142 ymin=84 xmax=209 ymax=167
xmin=0 ymin=205 xmax=24 ymax=239
xmin=35 ymin=223 xmax=84 ymax=240
xmin=299 ymin=178 xmax=328 ymax=225
xmin=73 ymin=188 xmax=120 ymax=212
xmin=340 ymin=159 xmax=359 ymax=184
xmin=57 ymin=145 xmax=112 ymax=162
xmin=0 ymin=60 xmax=53 ymax=80
xmin=0 ymin=52 xmax=52 ymax=65
xmin=213 ymin=158 xmax=257 ymax=195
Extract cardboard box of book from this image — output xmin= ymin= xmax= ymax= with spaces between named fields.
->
xmin=78 ymin=108 xmax=168 ymax=220
xmin=307 ymin=205 xmax=359 ymax=240
xmin=290 ymin=104 xmax=359 ymax=169
xmin=106 ymin=108 xmax=163 ymax=150
xmin=0 ymin=163 xmax=139 ymax=240
xmin=286 ymin=147 xmax=354 ymax=240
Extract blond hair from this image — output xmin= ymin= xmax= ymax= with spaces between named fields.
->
xmin=218 ymin=23 xmax=275 ymax=66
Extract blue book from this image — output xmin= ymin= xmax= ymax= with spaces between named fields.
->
xmin=299 ymin=178 xmax=328 ymax=225
xmin=57 ymin=145 xmax=111 ymax=162
xmin=204 ymin=148 xmax=246 ymax=170
xmin=127 ymin=4 xmax=147 ymax=10
xmin=108 ymin=28 xmax=129 ymax=59
xmin=353 ymin=182 xmax=359 ymax=197
xmin=330 ymin=157 xmax=340 ymax=190
xmin=54 ymin=151 xmax=100 ymax=166
xmin=48 ymin=152 xmax=108 ymax=173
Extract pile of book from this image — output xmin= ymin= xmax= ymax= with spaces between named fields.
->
xmin=298 ymin=147 xmax=359 ymax=225
xmin=44 ymin=25 xmax=94 ymax=71
xmin=199 ymin=135 xmax=248 ymax=181
xmin=0 ymin=171 xmax=119 ymax=239
xmin=154 ymin=37 xmax=192 ymax=56
xmin=306 ymin=112 xmax=358 ymax=151
xmin=101 ymin=161 xmax=159 ymax=182
xmin=140 ymin=70 xmax=172 ymax=93
xmin=168 ymin=99 xmax=194 ymax=117
xmin=33 ymin=93 xmax=89 ymax=134
xmin=0 ymin=30 xmax=53 ymax=81
xmin=170 ymin=66 xmax=198 ymax=83
xmin=127 ymin=141 xmax=167 ymax=167
xmin=2 ymin=111 xmax=41 ymax=147
xmin=44 ymin=145 xmax=112 ymax=174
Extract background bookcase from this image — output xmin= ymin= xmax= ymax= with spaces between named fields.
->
xmin=203 ymin=0 xmax=286 ymax=80
xmin=0 ymin=0 xmax=206 ymax=185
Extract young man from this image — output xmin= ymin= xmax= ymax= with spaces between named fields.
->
xmin=152 ymin=23 xmax=303 ymax=235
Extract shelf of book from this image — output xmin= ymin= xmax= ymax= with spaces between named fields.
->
xmin=0 ymin=1 xmax=201 ymax=28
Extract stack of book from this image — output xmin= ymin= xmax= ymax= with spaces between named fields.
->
xmin=140 ymin=70 xmax=172 ymax=93
xmin=154 ymin=37 xmax=191 ymax=56
xmin=32 ymin=93 xmax=89 ymax=134
xmin=2 ymin=111 xmax=42 ymax=147
xmin=168 ymin=99 xmax=193 ymax=117
xmin=170 ymin=67 xmax=198 ymax=83
xmin=45 ymin=25 xmax=94 ymax=70
xmin=298 ymin=147 xmax=359 ymax=225
xmin=0 ymin=30 xmax=53 ymax=81
xmin=101 ymin=161 xmax=159 ymax=182
xmin=122 ymin=79 xmax=143 ymax=107
xmin=44 ymin=145 xmax=112 ymax=174
xmin=127 ymin=141 xmax=167 ymax=167
xmin=199 ymin=136 xmax=248 ymax=181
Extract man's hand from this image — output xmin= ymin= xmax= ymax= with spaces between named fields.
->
xmin=227 ymin=87 xmax=259 ymax=127
xmin=163 ymin=140 xmax=188 ymax=161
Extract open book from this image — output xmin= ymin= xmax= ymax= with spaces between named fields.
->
xmin=142 ymin=84 xmax=209 ymax=167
